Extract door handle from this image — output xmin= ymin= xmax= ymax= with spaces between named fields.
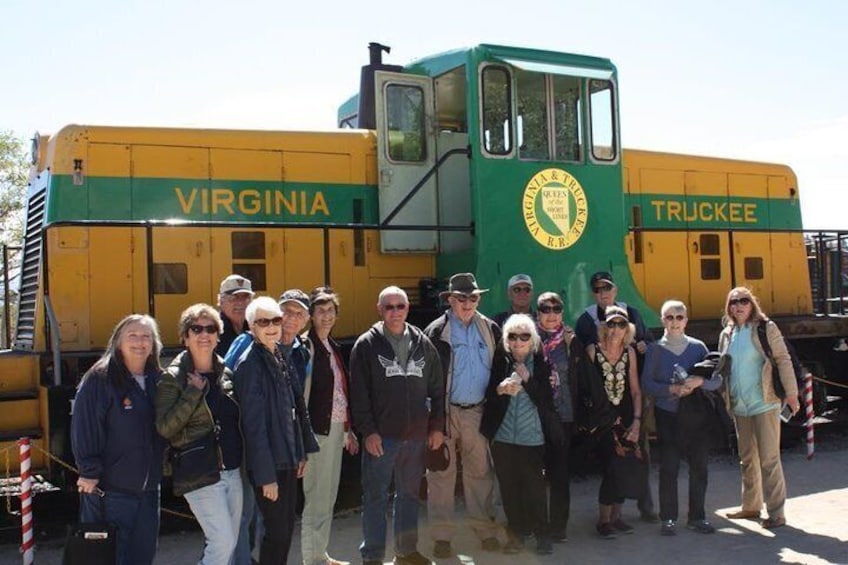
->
xmin=692 ymin=241 xmax=699 ymax=254
xmin=195 ymin=242 xmax=203 ymax=257
xmin=340 ymin=241 xmax=347 ymax=257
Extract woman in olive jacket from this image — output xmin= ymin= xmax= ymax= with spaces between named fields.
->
xmin=156 ymin=303 xmax=243 ymax=565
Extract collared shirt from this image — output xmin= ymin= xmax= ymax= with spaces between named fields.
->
xmin=728 ymin=325 xmax=777 ymax=416
xmin=448 ymin=312 xmax=491 ymax=404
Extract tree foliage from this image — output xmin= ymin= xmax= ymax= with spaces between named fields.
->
xmin=0 ymin=130 xmax=28 ymax=246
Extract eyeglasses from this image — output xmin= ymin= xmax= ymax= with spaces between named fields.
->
xmin=511 ymin=286 xmax=532 ymax=294
xmin=663 ymin=314 xmax=686 ymax=321
xmin=453 ymin=294 xmax=480 ymax=304
xmin=254 ymin=316 xmax=283 ymax=327
xmin=539 ymin=304 xmax=563 ymax=314
xmin=188 ymin=324 xmax=218 ymax=335
xmin=593 ymin=284 xmax=614 ymax=293
xmin=382 ymin=303 xmax=408 ymax=312
xmin=606 ymin=320 xmax=628 ymax=329
xmin=729 ymin=297 xmax=751 ymax=306
xmin=507 ymin=333 xmax=532 ymax=342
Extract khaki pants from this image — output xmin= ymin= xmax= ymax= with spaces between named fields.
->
xmin=427 ymin=405 xmax=499 ymax=542
xmin=734 ymin=409 xmax=787 ymax=519
xmin=301 ymin=421 xmax=346 ymax=564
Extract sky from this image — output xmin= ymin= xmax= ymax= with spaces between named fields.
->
xmin=1 ymin=0 xmax=845 ymax=228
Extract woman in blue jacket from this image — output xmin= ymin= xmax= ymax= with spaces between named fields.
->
xmin=71 ymin=314 xmax=166 ymax=565
xmin=641 ymin=300 xmax=721 ymax=536
xmin=233 ymin=296 xmax=319 ymax=564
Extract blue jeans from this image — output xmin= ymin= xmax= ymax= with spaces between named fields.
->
xmin=184 ymin=468 xmax=244 ymax=565
xmin=232 ymin=473 xmax=264 ymax=565
xmin=80 ymin=488 xmax=159 ymax=565
xmin=360 ymin=438 xmax=425 ymax=561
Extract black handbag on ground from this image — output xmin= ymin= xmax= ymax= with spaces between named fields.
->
xmin=610 ymin=425 xmax=648 ymax=500
xmin=170 ymin=432 xmax=221 ymax=497
xmin=62 ymin=495 xmax=117 ymax=565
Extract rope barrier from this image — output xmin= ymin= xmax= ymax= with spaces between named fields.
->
xmin=26 ymin=442 xmax=197 ymax=522
xmin=811 ymin=374 xmax=848 ymax=390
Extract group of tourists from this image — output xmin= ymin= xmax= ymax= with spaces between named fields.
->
xmin=69 ymin=269 xmax=800 ymax=565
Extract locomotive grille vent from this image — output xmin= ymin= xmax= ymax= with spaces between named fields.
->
xmin=13 ymin=188 xmax=46 ymax=350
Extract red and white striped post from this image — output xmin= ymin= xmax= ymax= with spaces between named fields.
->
xmin=804 ymin=372 xmax=815 ymax=460
xmin=18 ymin=437 xmax=34 ymax=565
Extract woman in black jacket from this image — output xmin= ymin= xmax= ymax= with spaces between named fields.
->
xmin=481 ymin=313 xmax=561 ymax=556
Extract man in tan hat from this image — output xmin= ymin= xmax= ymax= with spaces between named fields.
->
xmin=424 ymin=273 xmax=502 ymax=558
xmin=493 ymin=273 xmax=535 ymax=327
xmin=216 ymin=274 xmax=255 ymax=357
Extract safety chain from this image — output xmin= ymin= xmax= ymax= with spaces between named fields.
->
xmin=30 ymin=444 xmax=77 ymax=475
xmin=23 ymin=443 xmax=197 ymax=522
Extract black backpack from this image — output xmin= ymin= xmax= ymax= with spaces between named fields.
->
xmin=755 ymin=320 xmax=805 ymax=400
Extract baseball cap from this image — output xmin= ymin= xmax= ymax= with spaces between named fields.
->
xmin=507 ymin=273 xmax=533 ymax=289
xmin=589 ymin=271 xmax=615 ymax=288
xmin=278 ymin=289 xmax=310 ymax=311
xmin=219 ymin=274 xmax=254 ymax=296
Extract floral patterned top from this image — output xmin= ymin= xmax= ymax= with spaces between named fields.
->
xmin=592 ymin=346 xmax=634 ymax=425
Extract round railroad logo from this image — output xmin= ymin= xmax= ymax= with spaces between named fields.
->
xmin=522 ymin=168 xmax=588 ymax=250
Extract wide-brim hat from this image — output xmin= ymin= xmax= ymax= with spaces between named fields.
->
xmin=439 ymin=272 xmax=489 ymax=298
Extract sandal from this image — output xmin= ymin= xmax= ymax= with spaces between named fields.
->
xmin=762 ymin=516 xmax=786 ymax=529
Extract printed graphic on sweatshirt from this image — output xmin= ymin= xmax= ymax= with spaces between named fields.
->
xmin=378 ymin=355 xmax=426 ymax=378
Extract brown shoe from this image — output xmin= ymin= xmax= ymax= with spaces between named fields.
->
xmin=762 ymin=516 xmax=786 ymax=529
xmin=726 ymin=509 xmax=761 ymax=520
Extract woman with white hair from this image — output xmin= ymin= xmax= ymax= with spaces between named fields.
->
xmin=233 ymin=296 xmax=319 ymax=564
xmin=480 ymin=313 xmax=561 ymax=556
xmin=641 ymin=300 xmax=718 ymax=536
xmin=586 ymin=305 xmax=643 ymax=539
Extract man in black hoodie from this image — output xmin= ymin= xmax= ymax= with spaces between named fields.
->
xmin=350 ymin=286 xmax=445 ymax=565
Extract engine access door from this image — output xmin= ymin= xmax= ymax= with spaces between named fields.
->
xmin=374 ymin=70 xmax=437 ymax=253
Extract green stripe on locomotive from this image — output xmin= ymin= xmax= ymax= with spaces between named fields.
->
xmin=45 ymin=175 xmax=380 ymax=224
xmin=626 ymin=194 xmax=803 ymax=230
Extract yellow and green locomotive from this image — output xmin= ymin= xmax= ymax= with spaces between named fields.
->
xmin=1 ymin=42 xmax=845 ymax=478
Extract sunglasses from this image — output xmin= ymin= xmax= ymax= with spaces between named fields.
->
xmin=507 ymin=333 xmax=532 ymax=342
xmin=254 ymin=316 xmax=283 ymax=327
xmin=663 ymin=314 xmax=686 ymax=321
xmin=511 ymin=286 xmax=532 ymax=294
xmin=593 ymin=284 xmax=614 ymax=293
xmin=606 ymin=320 xmax=628 ymax=329
xmin=539 ymin=304 xmax=563 ymax=314
xmin=383 ymin=303 xmax=408 ymax=312
xmin=188 ymin=324 xmax=218 ymax=335
xmin=453 ymin=294 xmax=480 ymax=303
xmin=729 ymin=297 xmax=751 ymax=306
